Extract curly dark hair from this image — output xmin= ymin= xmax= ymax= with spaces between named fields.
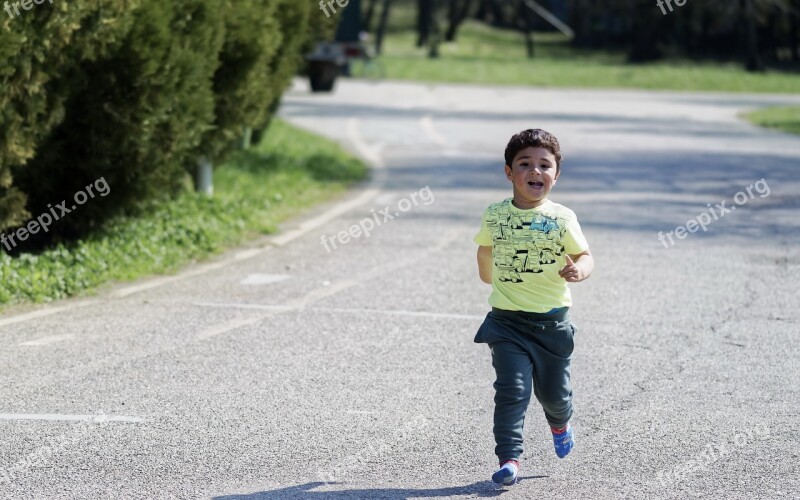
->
xmin=504 ymin=129 xmax=563 ymax=172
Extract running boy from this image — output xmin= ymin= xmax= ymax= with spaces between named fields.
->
xmin=473 ymin=128 xmax=593 ymax=486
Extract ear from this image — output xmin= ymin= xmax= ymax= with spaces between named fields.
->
xmin=504 ymin=164 xmax=512 ymax=180
xmin=554 ymin=167 xmax=561 ymax=182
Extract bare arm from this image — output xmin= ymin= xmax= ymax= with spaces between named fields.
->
xmin=477 ymin=245 xmax=493 ymax=284
xmin=559 ymin=249 xmax=594 ymax=282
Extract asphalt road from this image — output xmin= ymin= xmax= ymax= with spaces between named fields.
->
xmin=1 ymin=79 xmax=799 ymax=499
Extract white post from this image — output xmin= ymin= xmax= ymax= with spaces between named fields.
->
xmin=195 ymin=156 xmax=213 ymax=196
xmin=242 ymin=127 xmax=253 ymax=149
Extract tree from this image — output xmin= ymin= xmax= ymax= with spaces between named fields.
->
xmin=742 ymin=0 xmax=765 ymax=71
xmin=417 ymin=0 xmax=434 ymax=46
xmin=444 ymin=0 xmax=475 ymax=42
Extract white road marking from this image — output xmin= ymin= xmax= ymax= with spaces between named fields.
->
xmin=20 ymin=334 xmax=75 ymax=346
xmin=288 ymin=280 xmax=359 ymax=309
xmin=107 ymin=191 xmax=374 ymax=297
xmin=194 ymin=302 xmax=484 ymax=321
xmin=322 ymin=307 xmax=485 ymax=321
xmin=197 ymin=303 xmax=294 ymax=312
xmin=270 ymin=189 xmax=380 ymax=247
xmin=0 ymin=300 xmax=98 ymax=329
xmin=347 ymin=117 xmax=386 ymax=168
xmin=240 ymin=274 xmax=291 ymax=286
xmin=195 ymin=315 xmax=271 ymax=341
xmin=0 ymin=413 xmax=145 ymax=423
xmin=420 ymin=115 xmax=449 ymax=147
xmin=374 ymin=193 xmax=398 ymax=205
xmin=192 ymin=228 xmax=471 ymax=338
xmin=112 ymin=255 xmax=255 ymax=298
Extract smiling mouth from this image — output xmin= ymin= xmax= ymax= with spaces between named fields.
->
xmin=528 ymin=181 xmax=544 ymax=188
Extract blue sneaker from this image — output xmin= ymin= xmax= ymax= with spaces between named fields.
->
xmin=492 ymin=459 xmax=519 ymax=485
xmin=552 ymin=424 xmax=574 ymax=458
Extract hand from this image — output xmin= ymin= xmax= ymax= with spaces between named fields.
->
xmin=559 ymin=255 xmax=583 ymax=283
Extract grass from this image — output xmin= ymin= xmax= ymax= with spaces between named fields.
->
xmin=0 ymin=119 xmax=367 ymax=308
xmin=376 ymin=19 xmax=800 ymax=93
xmin=742 ymin=106 xmax=800 ymax=135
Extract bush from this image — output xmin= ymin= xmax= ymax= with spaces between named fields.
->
xmin=13 ymin=0 xmax=225 ymax=244
xmin=0 ymin=0 xmax=137 ymax=231
xmin=0 ymin=0 xmax=325 ymax=248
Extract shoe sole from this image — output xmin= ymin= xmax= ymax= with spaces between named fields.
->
xmin=492 ymin=469 xmax=517 ymax=485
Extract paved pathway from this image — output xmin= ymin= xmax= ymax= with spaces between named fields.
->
xmin=1 ymin=79 xmax=798 ymax=499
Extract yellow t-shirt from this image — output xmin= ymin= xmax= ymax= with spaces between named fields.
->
xmin=474 ymin=198 xmax=589 ymax=313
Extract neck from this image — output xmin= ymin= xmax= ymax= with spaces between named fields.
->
xmin=512 ymin=197 xmax=547 ymax=210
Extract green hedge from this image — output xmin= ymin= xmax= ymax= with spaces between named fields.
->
xmin=0 ymin=0 xmax=329 ymax=246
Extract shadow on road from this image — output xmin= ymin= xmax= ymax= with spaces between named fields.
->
xmin=375 ymin=149 xmax=799 ymax=243
xmin=214 ymin=477 xmax=547 ymax=499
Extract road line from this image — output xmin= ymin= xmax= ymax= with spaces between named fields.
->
xmin=240 ymin=274 xmax=291 ymax=286
xmin=271 ymin=189 xmax=380 ymax=247
xmin=420 ymin=115 xmax=449 ymax=147
xmin=287 ymin=280 xmax=359 ymax=309
xmin=347 ymin=117 xmax=385 ymax=168
xmin=195 ymin=315 xmax=272 ymax=341
xmin=20 ymin=334 xmax=76 ymax=346
xmin=194 ymin=302 xmax=484 ymax=321
xmin=0 ymin=413 xmax=145 ymax=423
xmin=0 ymin=300 xmax=97 ymax=329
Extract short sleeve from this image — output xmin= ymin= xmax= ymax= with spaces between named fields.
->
xmin=562 ymin=213 xmax=589 ymax=255
xmin=473 ymin=209 xmax=492 ymax=246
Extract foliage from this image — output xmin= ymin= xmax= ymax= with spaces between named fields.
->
xmin=0 ymin=120 xmax=367 ymax=307
xmin=0 ymin=0 xmax=322 ymax=243
xmin=744 ymin=106 xmax=800 ymax=135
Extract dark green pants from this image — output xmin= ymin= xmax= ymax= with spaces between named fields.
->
xmin=474 ymin=307 xmax=576 ymax=462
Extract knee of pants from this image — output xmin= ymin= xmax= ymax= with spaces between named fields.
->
xmin=536 ymin=390 xmax=572 ymax=414
xmin=494 ymin=379 xmax=532 ymax=405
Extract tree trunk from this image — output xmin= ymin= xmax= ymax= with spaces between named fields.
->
xmin=742 ymin=0 xmax=764 ymax=71
xmin=428 ymin=0 xmax=442 ymax=58
xmin=475 ymin=0 xmax=488 ymax=21
xmin=570 ymin=0 xmax=594 ymax=47
xmin=790 ymin=5 xmax=799 ymax=61
xmin=417 ymin=0 xmax=433 ymax=47
xmin=445 ymin=0 xmax=474 ymax=41
xmin=375 ymin=0 xmax=392 ymax=55
xmin=488 ymin=0 xmax=506 ymax=27
xmin=517 ymin=0 xmax=534 ymax=58
xmin=364 ymin=0 xmax=380 ymax=31
xmin=445 ymin=0 xmax=459 ymax=41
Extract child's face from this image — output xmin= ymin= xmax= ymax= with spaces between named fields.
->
xmin=504 ymin=146 xmax=560 ymax=208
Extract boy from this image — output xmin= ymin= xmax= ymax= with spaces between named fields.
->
xmin=473 ymin=128 xmax=593 ymax=486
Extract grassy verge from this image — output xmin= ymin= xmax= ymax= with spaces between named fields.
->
xmin=377 ymin=20 xmax=800 ymax=93
xmin=742 ymin=106 xmax=800 ymax=135
xmin=0 ymin=119 xmax=367 ymax=308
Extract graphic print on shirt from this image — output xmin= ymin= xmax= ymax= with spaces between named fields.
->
xmin=485 ymin=204 xmax=567 ymax=284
